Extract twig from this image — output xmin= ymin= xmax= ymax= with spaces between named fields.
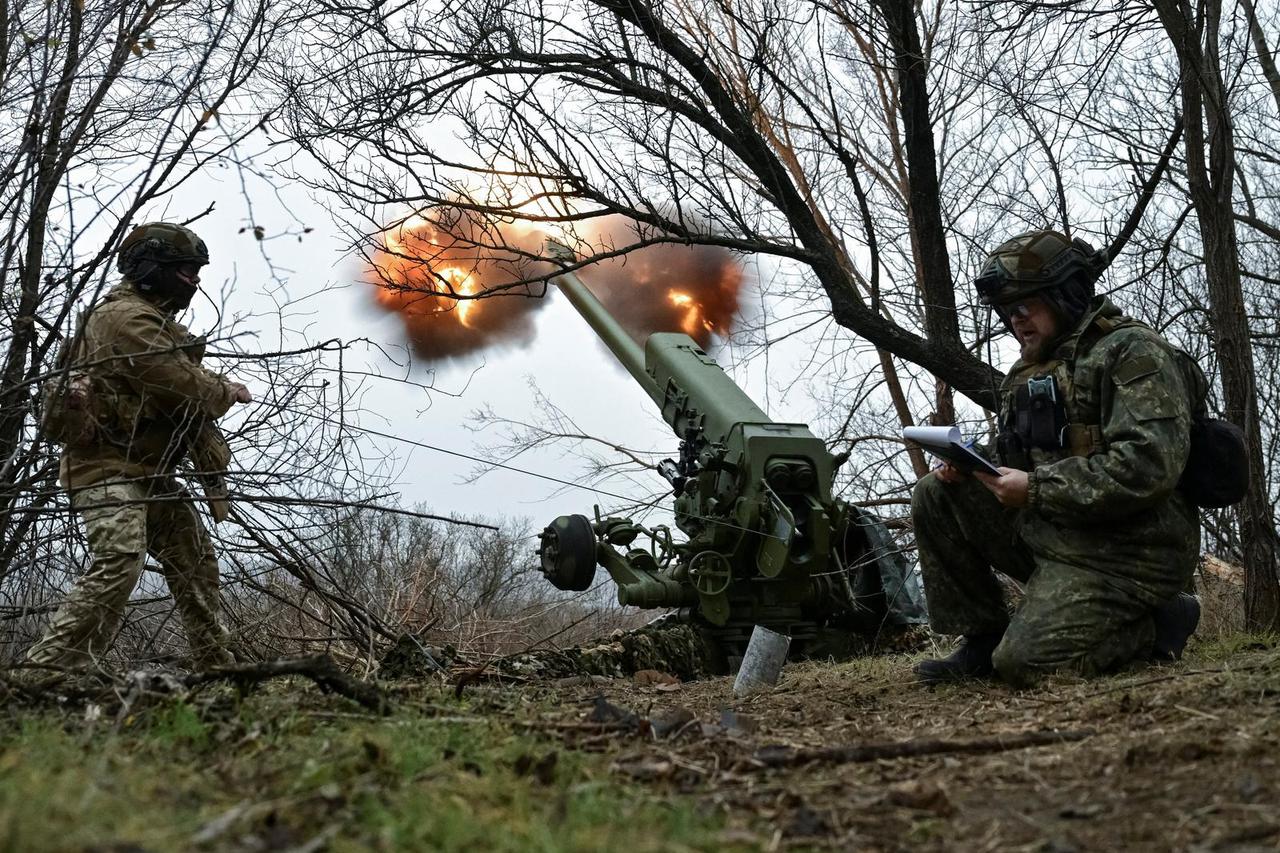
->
xmin=0 ymin=668 xmax=112 ymax=702
xmin=750 ymin=729 xmax=1094 ymax=769
xmin=512 ymin=719 xmax=635 ymax=733
xmin=182 ymin=656 xmax=390 ymax=714
xmin=451 ymin=611 xmax=599 ymax=696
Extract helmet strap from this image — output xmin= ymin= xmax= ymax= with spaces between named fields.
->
xmin=985 ymin=304 xmax=1002 ymax=416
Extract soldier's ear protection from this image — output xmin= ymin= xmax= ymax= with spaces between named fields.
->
xmin=1073 ymin=238 xmax=1107 ymax=291
xmin=131 ymin=239 xmax=165 ymax=292
xmin=136 ymin=239 xmax=163 ymax=280
xmin=129 ymin=237 xmax=172 ymax=293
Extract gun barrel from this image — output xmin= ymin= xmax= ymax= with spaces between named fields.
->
xmin=549 ymin=249 xmax=664 ymax=405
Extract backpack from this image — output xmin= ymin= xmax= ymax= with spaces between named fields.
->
xmin=38 ymin=312 xmax=99 ymax=447
xmin=1180 ymin=415 xmax=1248 ymax=508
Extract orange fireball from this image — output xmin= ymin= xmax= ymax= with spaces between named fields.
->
xmin=667 ymin=289 xmax=720 ymax=336
xmin=363 ymin=213 xmax=548 ymax=361
xmin=363 ymin=210 xmax=745 ymax=362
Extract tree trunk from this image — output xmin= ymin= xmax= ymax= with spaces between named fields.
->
xmin=1241 ymin=0 xmax=1280 ymax=114
xmin=592 ymin=0 xmax=1001 ymax=409
xmin=0 ymin=1 xmax=83 ymax=554
xmin=870 ymin=0 xmax=962 ymax=424
xmin=1153 ymin=0 xmax=1280 ymax=630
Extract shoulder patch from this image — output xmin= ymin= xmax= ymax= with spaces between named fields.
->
xmin=1112 ymin=354 xmax=1160 ymax=385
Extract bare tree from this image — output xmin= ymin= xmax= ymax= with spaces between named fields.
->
xmin=0 ymin=0 xmax=508 ymax=666
xmin=1150 ymin=0 xmax=1280 ymax=629
xmin=274 ymin=0 xmax=1014 ymax=408
xmin=274 ymin=0 xmax=1208 ymax=512
xmin=982 ymin=0 xmax=1280 ymax=630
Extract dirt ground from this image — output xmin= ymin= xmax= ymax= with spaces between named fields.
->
xmin=4 ymin=626 xmax=1276 ymax=851
xmin=507 ymin=635 xmax=1280 ymax=851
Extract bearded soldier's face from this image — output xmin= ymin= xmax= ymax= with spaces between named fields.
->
xmin=1002 ymin=295 xmax=1059 ymax=362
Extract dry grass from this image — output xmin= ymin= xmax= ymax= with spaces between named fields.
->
xmin=3 ymin=623 xmax=1277 ymax=851
xmin=1197 ymin=555 xmax=1246 ymax=640
xmin=510 ymin=632 xmax=1280 ymax=850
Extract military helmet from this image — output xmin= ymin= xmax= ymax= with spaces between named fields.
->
xmin=117 ymin=222 xmax=209 ymax=281
xmin=975 ymin=229 xmax=1107 ymax=334
xmin=974 ymin=229 xmax=1104 ymax=306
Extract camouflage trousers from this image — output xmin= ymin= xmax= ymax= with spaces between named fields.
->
xmin=28 ymin=477 xmax=233 ymax=670
xmin=912 ymin=473 xmax=1195 ymax=686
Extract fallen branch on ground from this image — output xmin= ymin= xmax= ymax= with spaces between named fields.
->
xmin=181 ymin=656 xmax=389 ymax=714
xmin=751 ymin=729 xmax=1094 ymax=768
xmin=0 ymin=667 xmax=112 ymax=702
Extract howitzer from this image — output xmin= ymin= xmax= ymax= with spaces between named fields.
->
xmin=537 ymin=242 xmax=924 ymax=669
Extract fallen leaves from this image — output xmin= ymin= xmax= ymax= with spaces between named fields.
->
xmin=633 ymin=669 xmax=680 ymax=686
xmin=650 ymin=707 xmax=696 ymax=738
xmin=885 ymin=779 xmax=956 ymax=817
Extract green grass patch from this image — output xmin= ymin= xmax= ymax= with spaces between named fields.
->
xmin=0 ymin=688 xmax=729 ymax=852
xmin=1187 ymin=630 xmax=1279 ymax=662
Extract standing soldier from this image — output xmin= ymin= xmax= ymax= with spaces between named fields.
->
xmin=912 ymin=230 xmax=1203 ymax=686
xmin=28 ymin=222 xmax=252 ymax=671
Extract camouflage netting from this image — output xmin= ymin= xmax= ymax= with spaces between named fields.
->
xmin=378 ymin=635 xmax=457 ymax=679
xmin=377 ymin=620 xmax=716 ymax=681
xmin=494 ymin=621 xmax=716 ymax=681
xmin=380 ymin=617 xmax=935 ymax=682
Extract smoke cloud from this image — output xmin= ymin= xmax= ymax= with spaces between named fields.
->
xmin=577 ymin=220 xmax=744 ymax=351
xmin=364 ymin=210 xmax=745 ymax=362
xmin=365 ymin=209 xmax=550 ymax=362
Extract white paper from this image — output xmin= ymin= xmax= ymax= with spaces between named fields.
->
xmin=901 ymin=425 xmax=1002 ymax=475
xmin=901 ymin=425 xmax=963 ymax=446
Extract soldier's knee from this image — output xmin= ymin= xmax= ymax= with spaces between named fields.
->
xmin=911 ymin=472 xmax=947 ymax=517
xmin=88 ymin=549 xmax=147 ymax=578
xmin=991 ymin=638 xmax=1041 ymax=688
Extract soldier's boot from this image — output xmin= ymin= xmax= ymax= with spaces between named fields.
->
xmin=1151 ymin=593 xmax=1200 ymax=661
xmin=913 ymin=633 xmax=1003 ymax=684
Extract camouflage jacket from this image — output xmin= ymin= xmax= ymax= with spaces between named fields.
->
xmin=998 ymin=298 xmax=1200 ymax=596
xmin=61 ymin=282 xmax=236 ymax=488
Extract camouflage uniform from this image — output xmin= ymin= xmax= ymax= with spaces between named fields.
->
xmin=28 ymin=281 xmax=238 ymax=669
xmin=913 ymin=298 xmax=1200 ymax=686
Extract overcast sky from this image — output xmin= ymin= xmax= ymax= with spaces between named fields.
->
xmin=162 ymin=133 xmax=1022 ymax=532
xmin=171 ymin=152 xmax=793 ymax=528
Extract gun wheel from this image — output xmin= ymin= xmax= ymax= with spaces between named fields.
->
xmin=538 ymin=514 xmax=598 ymax=591
xmin=688 ymin=550 xmax=732 ymax=597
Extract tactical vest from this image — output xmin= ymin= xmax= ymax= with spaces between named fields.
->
xmin=48 ymin=290 xmax=210 ymax=452
xmin=997 ymin=315 xmax=1209 ymax=472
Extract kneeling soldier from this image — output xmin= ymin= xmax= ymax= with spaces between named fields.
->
xmin=913 ymin=230 xmax=1202 ymax=686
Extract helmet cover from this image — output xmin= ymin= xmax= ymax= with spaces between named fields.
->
xmin=116 ymin=222 xmax=209 ymax=281
xmin=975 ymin=229 xmax=1105 ymax=332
